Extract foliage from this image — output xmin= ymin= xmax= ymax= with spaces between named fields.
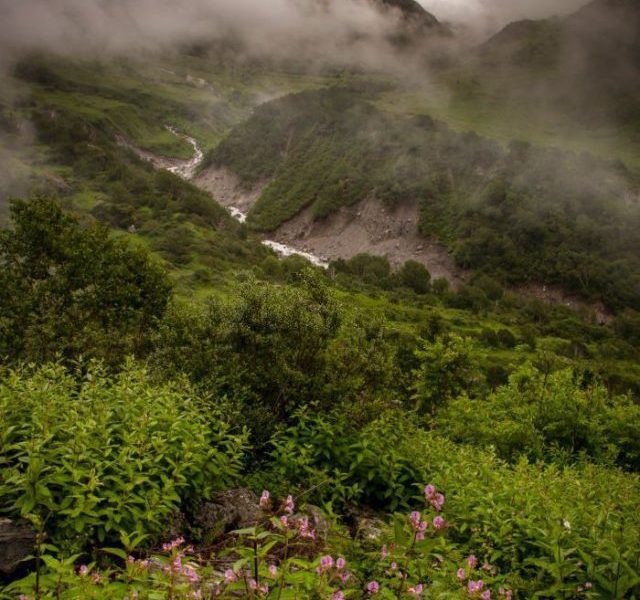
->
xmin=437 ymin=364 xmax=640 ymax=469
xmin=0 ymin=197 xmax=171 ymax=365
xmin=151 ymin=271 xmax=342 ymax=441
xmin=0 ymin=363 xmax=248 ymax=553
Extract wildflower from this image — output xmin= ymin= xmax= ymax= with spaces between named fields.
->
xmin=79 ymin=565 xmax=89 ymax=576
xmin=431 ymin=493 xmax=445 ymax=512
xmin=585 ymin=583 xmax=592 ymax=590
xmin=336 ymin=557 xmax=346 ymax=570
xmin=408 ymin=584 xmax=424 ymax=597
xmin=297 ymin=516 xmax=316 ymax=539
xmin=320 ymin=555 xmax=334 ymax=571
xmin=259 ymin=584 xmax=269 ymax=595
xmin=284 ymin=495 xmax=295 ymax=514
xmin=162 ymin=537 xmax=185 ymax=552
xmin=424 ymin=484 xmax=436 ymax=500
xmin=468 ymin=580 xmax=485 ymax=596
xmin=416 ymin=531 xmax=425 ymax=541
xmin=481 ymin=591 xmax=491 ymax=600
xmin=280 ymin=515 xmax=289 ymax=527
xmin=333 ymin=591 xmax=345 ymax=600
xmin=367 ymin=581 xmax=380 ymax=595
xmin=127 ymin=555 xmax=135 ymax=564
xmin=91 ymin=572 xmax=102 ymax=584
xmin=457 ymin=568 xmax=466 ymax=581
xmin=390 ymin=561 xmax=398 ymax=570
xmin=467 ymin=555 xmax=478 ymax=569
xmin=381 ymin=545 xmax=389 ymax=559
xmin=224 ymin=569 xmax=237 ymax=584
xmin=260 ymin=490 xmax=270 ymax=508
xmin=139 ymin=559 xmax=150 ymax=569
xmin=184 ymin=565 xmax=200 ymax=583
xmin=432 ymin=516 xmax=446 ymax=530
xmin=410 ymin=511 xmax=422 ymax=529
xmin=340 ymin=571 xmax=351 ymax=583
xmin=249 ymin=579 xmax=258 ymax=590
xmin=269 ymin=564 xmax=278 ymax=577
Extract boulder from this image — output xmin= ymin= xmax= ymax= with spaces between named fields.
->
xmin=0 ymin=519 xmax=36 ymax=575
xmin=193 ymin=489 xmax=260 ymax=542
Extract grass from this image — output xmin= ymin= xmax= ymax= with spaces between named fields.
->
xmin=376 ymin=84 xmax=640 ymax=169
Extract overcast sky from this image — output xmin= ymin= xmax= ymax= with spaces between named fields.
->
xmin=419 ymin=0 xmax=589 ymax=33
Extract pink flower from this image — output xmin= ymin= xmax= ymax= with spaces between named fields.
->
xmin=333 ymin=592 xmax=345 ymax=600
xmin=457 ymin=568 xmax=466 ymax=581
xmin=249 ymin=579 xmax=258 ymax=590
xmin=467 ymin=555 xmax=478 ymax=569
xmin=367 ymin=581 xmax=380 ymax=595
xmin=432 ymin=516 xmax=446 ymax=530
xmin=224 ymin=569 xmax=237 ymax=584
xmin=79 ymin=565 xmax=89 ymax=576
xmin=91 ymin=572 xmax=102 ymax=584
xmin=381 ymin=545 xmax=389 ymax=559
xmin=410 ymin=511 xmax=422 ymax=529
xmin=260 ymin=490 xmax=270 ymax=508
xmin=585 ymin=583 xmax=592 ymax=590
xmin=468 ymin=580 xmax=485 ymax=596
xmin=268 ymin=564 xmax=277 ymax=577
xmin=280 ymin=515 xmax=289 ymax=527
xmin=416 ymin=531 xmax=425 ymax=541
xmin=320 ymin=555 xmax=334 ymax=571
xmin=408 ymin=584 xmax=424 ymax=597
xmin=336 ymin=557 xmax=346 ymax=570
xmin=391 ymin=561 xmax=398 ymax=570
xmin=424 ymin=484 xmax=436 ymax=500
xmin=297 ymin=516 xmax=316 ymax=539
xmin=481 ymin=591 xmax=491 ymax=600
xmin=284 ymin=495 xmax=295 ymax=514
xmin=340 ymin=571 xmax=351 ymax=583
xmin=162 ymin=537 xmax=185 ymax=552
xmin=431 ymin=493 xmax=445 ymax=512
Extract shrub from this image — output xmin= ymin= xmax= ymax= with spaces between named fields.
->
xmin=0 ymin=362 xmax=248 ymax=553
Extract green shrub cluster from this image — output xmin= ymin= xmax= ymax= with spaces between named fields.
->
xmin=0 ymin=363 xmax=247 ymax=554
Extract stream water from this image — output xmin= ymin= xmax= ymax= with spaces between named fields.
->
xmin=168 ymin=127 xmax=329 ymax=269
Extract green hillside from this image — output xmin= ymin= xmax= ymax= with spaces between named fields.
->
xmin=1 ymin=5 xmax=640 ymax=596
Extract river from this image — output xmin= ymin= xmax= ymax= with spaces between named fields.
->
xmin=167 ymin=127 xmax=329 ymax=269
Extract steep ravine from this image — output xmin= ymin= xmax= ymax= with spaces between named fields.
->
xmin=122 ymin=129 xmax=330 ymax=268
xmin=195 ymin=166 xmax=465 ymax=286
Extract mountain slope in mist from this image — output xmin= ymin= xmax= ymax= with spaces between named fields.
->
xmin=461 ymin=0 xmax=640 ymax=127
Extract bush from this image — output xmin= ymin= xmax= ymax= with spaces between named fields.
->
xmin=0 ymin=362 xmax=248 ymax=553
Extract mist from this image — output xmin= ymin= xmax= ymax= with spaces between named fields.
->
xmin=0 ymin=0 xmax=439 ymax=75
xmin=419 ymin=0 xmax=589 ymax=38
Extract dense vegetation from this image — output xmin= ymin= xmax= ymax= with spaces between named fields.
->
xmin=209 ymin=86 xmax=640 ymax=310
xmin=1 ymin=38 xmax=640 ymax=598
xmin=2 ymin=195 xmax=640 ymax=598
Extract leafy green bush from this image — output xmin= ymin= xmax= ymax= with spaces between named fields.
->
xmin=268 ymin=409 xmax=640 ymax=597
xmin=0 ymin=198 xmax=171 ymax=365
xmin=437 ymin=364 xmax=640 ymax=469
xmin=0 ymin=362 xmax=247 ymax=553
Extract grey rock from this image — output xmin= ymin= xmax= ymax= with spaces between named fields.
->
xmin=0 ymin=519 xmax=36 ymax=575
xmin=355 ymin=515 xmax=386 ymax=542
xmin=194 ymin=489 xmax=260 ymax=541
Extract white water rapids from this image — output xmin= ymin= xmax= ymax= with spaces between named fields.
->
xmin=167 ymin=127 xmax=329 ymax=269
